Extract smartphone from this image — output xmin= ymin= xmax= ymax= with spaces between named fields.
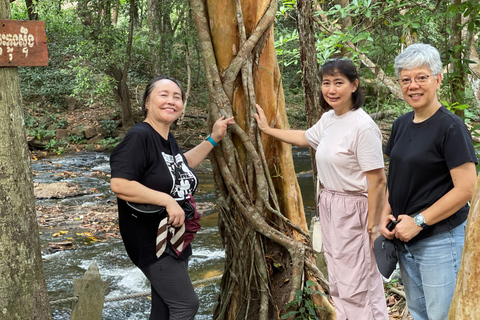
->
xmin=386 ymin=220 xmax=398 ymax=231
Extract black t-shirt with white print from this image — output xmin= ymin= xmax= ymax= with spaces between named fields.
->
xmin=110 ymin=122 xmax=198 ymax=267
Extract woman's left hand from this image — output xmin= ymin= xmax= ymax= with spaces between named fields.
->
xmin=394 ymin=215 xmax=422 ymax=242
xmin=211 ymin=116 xmax=235 ymax=143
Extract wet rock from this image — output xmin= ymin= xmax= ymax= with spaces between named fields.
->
xmin=47 ymin=241 xmax=74 ymax=253
xmin=27 ymin=136 xmax=48 ymax=149
xmin=34 ymin=182 xmax=88 ymax=199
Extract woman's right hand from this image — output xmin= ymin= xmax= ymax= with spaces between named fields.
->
xmin=165 ymin=198 xmax=185 ymax=227
xmin=379 ymin=214 xmax=396 ymax=240
xmin=254 ymin=104 xmax=270 ymax=134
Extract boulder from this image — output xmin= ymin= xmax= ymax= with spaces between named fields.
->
xmin=56 ymin=129 xmax=69 ymax=139
xmin=70 ymin=126 xmax=84 ymax=137
xmin=83 ymin=126 xmax=96 ymax=139
xmin=87 ymin=134 xmax=104 ymax=144
xmin=27 ymin=136 xmax=48 ymax=149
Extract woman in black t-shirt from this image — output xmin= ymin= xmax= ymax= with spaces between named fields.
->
xmin=110 ymin=76 xmax=234 ymax=320
xmin=380 ymin=44 xmax=477 ymax=320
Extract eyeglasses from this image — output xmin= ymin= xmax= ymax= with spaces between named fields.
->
xmin=397 ymin=75 xmax=434 ymax=88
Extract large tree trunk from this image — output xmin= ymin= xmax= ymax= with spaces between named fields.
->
xmin=0 ymin=3 xmax=51 ymax=319
xmin=448 ymin=173 xmax=480 ymax=319
xmin=191 ymin=0 xmax=335 ymax=319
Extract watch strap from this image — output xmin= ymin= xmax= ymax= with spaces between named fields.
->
xmin=205 ymin=135 xmax=217 ymax=147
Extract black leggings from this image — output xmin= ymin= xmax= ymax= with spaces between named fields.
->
xmin=139 ymin=255 xmax=199 ymax=320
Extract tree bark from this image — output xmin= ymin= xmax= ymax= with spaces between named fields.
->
xmin=448 ymin=173 xmax=480 ymax=319
xmin=296 ymin=0 xmax=323 ymax=187
xmin=463 ymin=6 xmax=480 ymax=109
xmin=191 ymin=0 xmax=335 ymax=318
xmin=0 ymin=3 xmax=51 ymax=319
xmin=449 ymin=0 xmax=466 ymax=117
xmin=466 ymin=36 xmax=480 ymax=108
xmin=146 ymin=0 xmax=161 ymax=75
xmin=25 ymin=0 xmax=38 ymax=20
xmin=107 ymin=0 xmax=135 ymax=129
xmin=112 ymin=0 xmax=120 ymax=25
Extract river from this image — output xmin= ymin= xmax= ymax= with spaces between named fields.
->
xmin=35 ymin=148 xmax=315 ymax=319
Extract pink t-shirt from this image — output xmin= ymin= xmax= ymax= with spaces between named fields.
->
xmin=305 ymin=108 xmax=384 ymax=194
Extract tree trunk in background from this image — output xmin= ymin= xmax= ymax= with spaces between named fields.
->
xmin=467 ymin=38 xmax=480 ymax=108
xmin=146 ymin=0 xmax=161 ymax=75
xmin=112 ymin=0 xmax=120 ymax=24
xmin=191 ymin=0 xmax=335 ymax=319
xmin=296 ymin=0 xmax=323 ymax=191
xmin=296 ymin=0 xmax=329 ymax=277
xmin=107 ymin=0 xmax=135 ymax=129
xmin=463 ymin=5 xmax=480 ymax=109
xmin=450 ymin=0 xmax=466 ymax=117
xmin=0 ymin=3 xmax=51 ymax=319
xmin=448 ymin=173 xmax=480 ymax=319
xmin=147 ymin=0 xmax=162 ymax=76
xmin=25 ymin=0 xmax=38 ymax=20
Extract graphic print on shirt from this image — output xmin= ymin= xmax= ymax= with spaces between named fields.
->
xmin=162 ymin=152 xmax=197 ymax=200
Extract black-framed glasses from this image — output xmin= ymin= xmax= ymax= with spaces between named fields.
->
xmin=397 ymin=75 xmax=434 ymax=88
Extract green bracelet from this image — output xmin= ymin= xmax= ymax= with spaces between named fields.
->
xmin=205 ymin=135 xmax=217 ymax=147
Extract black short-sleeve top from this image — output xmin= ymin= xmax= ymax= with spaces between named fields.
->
xmin=385 ymin=106 xmax=477 ymax=242
xmin=110 ymin=122 xmax=198 ymax=266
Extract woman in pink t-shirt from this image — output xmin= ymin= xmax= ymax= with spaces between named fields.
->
xmin=255 ymin=58 xmax=388 ymax=320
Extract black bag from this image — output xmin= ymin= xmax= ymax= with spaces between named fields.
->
xmin=126 ymin=198 xmax=195 ymax=221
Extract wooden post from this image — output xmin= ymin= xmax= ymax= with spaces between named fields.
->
xmin=70 ymin=262 xmax=109 ymax=320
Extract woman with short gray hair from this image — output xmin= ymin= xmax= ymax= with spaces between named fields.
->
xmin=380 ymin=43 xmax=477 ymax=320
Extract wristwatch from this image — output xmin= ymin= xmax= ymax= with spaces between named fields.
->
xmin=414 ymin=213 xmax=428 ymax=229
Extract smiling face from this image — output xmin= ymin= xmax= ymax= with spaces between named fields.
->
xmin=144 ymin=79 xmax=184 ymax=126
xmin=399 ymin=65 xmax=442 ymax=112
xmin=321 ymin=72 xmax=358 ymax=116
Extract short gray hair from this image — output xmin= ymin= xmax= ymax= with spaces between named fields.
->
xmin=394 ymin=43 xmax=443 ymax=78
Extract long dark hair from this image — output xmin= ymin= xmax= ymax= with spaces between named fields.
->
xmin=319 ymin=58 xmax=364 ymax=111
xmin=142 ymin=76 xmax=185 ymax=117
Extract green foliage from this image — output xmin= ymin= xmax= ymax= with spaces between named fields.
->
xmin=45 ymin=139 xmax=70 ymax=155
xmin=13 ymin=4 xmax=81 ymax=109
xmin=281 ymin=280 xmax=327 ymax=320
xmin=99 ymin=119 xmax=118 ymax=137
xmin=99 ymin=137 xmax=121 ymax=148
xmin=68 ymin=133 xmax=87 ymax=144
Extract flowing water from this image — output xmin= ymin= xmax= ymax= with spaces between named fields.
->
xmin=35 ymin=148 xmax=314 ymax=319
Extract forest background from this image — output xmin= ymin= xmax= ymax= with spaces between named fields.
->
xmin=11 ymin=0 xmax=480 ymax=156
